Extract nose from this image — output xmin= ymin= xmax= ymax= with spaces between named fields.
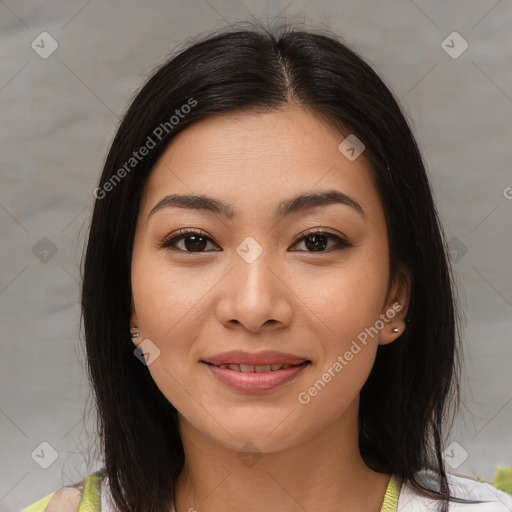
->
xmin=215 ymin=246 xmax=294 ymax=334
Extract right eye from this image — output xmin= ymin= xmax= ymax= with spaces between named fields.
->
xmin=159 ymin=229 xmax=220 ymax=253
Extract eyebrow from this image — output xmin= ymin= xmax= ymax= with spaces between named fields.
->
xmin=148 ymin=190 xmax=365 ymax=220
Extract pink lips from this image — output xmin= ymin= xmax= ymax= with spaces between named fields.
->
xmin=202 ymin=350 xmax=309 ymax=367
xmin=201 ymin=350 xmax=310 ymax=393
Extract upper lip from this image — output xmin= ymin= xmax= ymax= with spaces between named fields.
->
xmin=201 ymin=350 xmax=310 ymax=366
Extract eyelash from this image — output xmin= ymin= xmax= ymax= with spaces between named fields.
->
xmin=158 ymin=228 xmax=352 ymax=253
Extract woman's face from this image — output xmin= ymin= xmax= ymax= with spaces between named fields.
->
xmin=130 ymin=106 xmax=408 ymax=453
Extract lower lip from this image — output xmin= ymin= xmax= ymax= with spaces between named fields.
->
xmin=203 ymin=362 xmax=309 ymax=393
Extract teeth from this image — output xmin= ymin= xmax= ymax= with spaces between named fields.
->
xmin=216 ymin=363 xmax=296 ymax=372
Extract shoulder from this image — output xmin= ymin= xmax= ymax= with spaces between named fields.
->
xmin=44 ymin=486 xmax=83 ymax=511
xmin=22 ymin=486 xmax=82 ymax=512
xmin=397 ymin=469 xmax=512 ymax=511
xmin=22 ymin=472 xmax=104 ymax=512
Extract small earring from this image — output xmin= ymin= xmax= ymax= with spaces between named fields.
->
xmin=130 ymin=326 xmax=140 ymax=339
xmin=392 ymin=327 xmax=399 ymax=333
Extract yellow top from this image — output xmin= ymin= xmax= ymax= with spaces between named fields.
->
xmin=381 ymin=474 xmax=400 ymax=512
xmin=24 ymin=472 xmax=400 ymax=512
xmin=23 ymin=472 xmax=101 ymax=512
xmin=23 ymin=465 xmax=512 ymax=511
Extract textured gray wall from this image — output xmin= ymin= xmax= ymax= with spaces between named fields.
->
xmin=1 ymin=1 xmax=511 ymax=510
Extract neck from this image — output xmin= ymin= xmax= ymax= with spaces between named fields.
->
xmin=174 ymin=399 xmax=390 ymax=512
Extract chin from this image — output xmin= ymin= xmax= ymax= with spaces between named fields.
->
xmin=201 ymin=419 xmax=307 ymax=455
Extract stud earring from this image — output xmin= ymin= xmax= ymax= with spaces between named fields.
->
xmin=130 ymin=326 xmax=140 ymax=339
xmin=392 ymin=327 xmax=399 ymax=333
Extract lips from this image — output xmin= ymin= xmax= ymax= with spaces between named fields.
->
xmin=202 ymin=350 xmax=310 ymax=368
xmin=209 ymin=363 xmax=298 ymax=372
xmin=204 ymin=361 xmax=310 ymax=393
xmin=201 ymin=350 xmax=310 ymax=393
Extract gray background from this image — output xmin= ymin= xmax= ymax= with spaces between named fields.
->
xmin=1 ymin=1 xmax=511 ymax=510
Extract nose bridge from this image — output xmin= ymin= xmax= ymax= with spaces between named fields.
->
xmin=233 ymin=235 xmax=278 ymax=301
xmin=216 ymin=235 xmax=293 ymax=331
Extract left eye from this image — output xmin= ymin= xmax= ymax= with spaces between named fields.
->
xmin=159 ymin=230 xmax=351 ymax=253
xmin=291 ymin=231 xmax=351 ymax=252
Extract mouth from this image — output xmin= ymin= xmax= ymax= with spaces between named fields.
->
xmin=201 ymin=354 xmax=311 ymax=393
xmin=203 ymin=362 xmax=310 ymax=372
xmin=201 ymin=350 xmax=310 ymax=368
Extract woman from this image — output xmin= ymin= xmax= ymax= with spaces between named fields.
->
xmin=23 ymin=22 xmax=512 ymax=512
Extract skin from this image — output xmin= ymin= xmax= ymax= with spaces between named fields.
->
xmin=130 ymin=106 xmax=410 ymax=512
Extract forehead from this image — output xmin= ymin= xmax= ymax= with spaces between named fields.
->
xmin=139 ymin=107 xmax=382 ymax=222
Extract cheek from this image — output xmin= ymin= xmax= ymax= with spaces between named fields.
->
xmin=131 ymin=251 xmax=217 ymax=339
xmin=130 ymin=259 xmax=207 ymax=412
xmin=290 ymin=254 xmax=389 ymax=346
xmin=131 ymin=255 xmax=210 ymax=410
xmin=294 ymin=264 xmax=386 ymax=418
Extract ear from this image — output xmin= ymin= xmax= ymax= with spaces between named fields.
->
xmin=129 ymin=297 xmax=140 ymax=346
xmin=378 ymin=265 xmax=411 ymax=346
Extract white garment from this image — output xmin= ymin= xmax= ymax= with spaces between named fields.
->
xmin=99 ymin=470 xmax=512 ymax=511
xmin=397 ymin=470 xmax=512 ymax=511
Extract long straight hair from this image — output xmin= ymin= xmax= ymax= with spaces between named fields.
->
xmin=81 ymin=21 xmax=470 ymax=511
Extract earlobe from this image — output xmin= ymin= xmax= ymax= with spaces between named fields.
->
xmin=130 ymin=326 xmax=141 ymax=346
xmin=378 ymin=319 xmax=406 ymax=345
